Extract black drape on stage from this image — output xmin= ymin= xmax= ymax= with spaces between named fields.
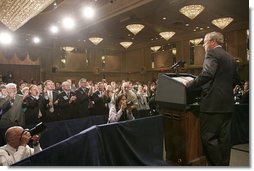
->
xmin=14 ymin=115 xmax=167 ymax=166
xmin=37 ymin=115 xmax=107 ymax=148
xmin=0 ymin=115 xmax=107 ymax=147
xmin=231 ymin=104 xmax=249 ymax=145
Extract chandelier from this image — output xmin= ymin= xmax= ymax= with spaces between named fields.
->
xmin=159 ymin=31 xmax=175 ymax=41
xmin=179 ymin=5 xmax=205 ymax=20
xmin=211 ymin=17 xmax=234 ymax=29
xmin=0 ymin=0 xmax=54 ymax=31
xmin=189 ymin=38 xmax=203 ymax=46
xmin=150 ymin=46 xmax=161 ymax=52
xmin=62 ymin=47 xmax=75 ymax=52
xmin=120 ymin=42 xmax=133 ymax=49
xmin=126 ymin=24 xmax=145 ymax=35
xmin=89 ymin=37 xmax=103 ymax=45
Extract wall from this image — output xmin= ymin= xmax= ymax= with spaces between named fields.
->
xmin=0 ymin=29 xmax=249 ymax=84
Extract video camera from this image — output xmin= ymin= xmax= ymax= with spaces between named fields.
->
xmin=27 ymin=122 xmax=47 ymax=136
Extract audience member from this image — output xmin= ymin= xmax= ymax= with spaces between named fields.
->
xmin=0 ymin=126 xmax=42 ymax=165
xmin=0 ymin=83 xmax=25 ymax=128
xmin=43 ymin=80 xmax=59 ymax=122
xmin=57 ymin=81 xmax=77 ymax=120
xmin=22 ymin=85 xmax=45 ymax=126
xmin=75 ymin=78 xmax=91 ymax=118
xmin=108 ymin=94 xmax=135 ymax=123
xmin=239 ymin=80 xmax=249 ymax=104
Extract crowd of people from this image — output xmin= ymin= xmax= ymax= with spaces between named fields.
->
xmin=0 ymin=31 xmax=249 ymax=166
xmin=0 ymin=78 xmax=159 ymax=128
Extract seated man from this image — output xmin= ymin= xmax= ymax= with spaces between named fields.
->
xmin=0 ymin=126 xmax=42 ymax=166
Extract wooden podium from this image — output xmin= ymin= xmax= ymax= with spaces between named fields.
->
xmin=156 ymin=73 xmax=206 ymax=166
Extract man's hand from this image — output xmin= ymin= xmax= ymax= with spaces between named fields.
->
xmin=31 ymin=134 xmax=41 ymax=145
xmin=20 ymin=131 xmax=31 ymax=146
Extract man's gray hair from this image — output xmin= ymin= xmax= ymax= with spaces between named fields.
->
xmin=5 ymin=83 xmax=17 ymax=89
xmin=205 ymin=31 xmax=224 ymax=45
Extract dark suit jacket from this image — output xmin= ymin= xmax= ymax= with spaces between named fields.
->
xmin=42 ymin=91 xmax=59 ymax=122
xmin=91 ymin=91 xmax=108 ymax=115
xmin=75 ymin=87 xmax=90 ymax=117
xmin=187 ymin=47 xmax=240 ymax=113
xmin=57 ymin=91 xmax=77 ymax=120
xmin=22 ymin=95 xmax=46 ymax=125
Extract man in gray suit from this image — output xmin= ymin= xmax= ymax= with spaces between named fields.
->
xmin=0 ymin=83 xmax=25 ymax=128
xmin=186 ymin=32 xmax=241 ymax=166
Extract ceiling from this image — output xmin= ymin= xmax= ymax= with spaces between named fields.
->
xmin=0 ymin=0 xmax=249 ymax=51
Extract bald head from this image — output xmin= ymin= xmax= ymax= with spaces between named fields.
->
xmin=5 ymin=126 xmax=24 ymax=148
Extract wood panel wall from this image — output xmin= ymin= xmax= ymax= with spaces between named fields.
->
xmin=0 ymin=29 xmax=249 ymax=84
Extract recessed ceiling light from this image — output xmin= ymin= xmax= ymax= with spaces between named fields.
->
xmin=33 ymin=36 xmax=40 ymax=44
xmin=62 ymin=17 xmax=75 ymax=29
xmin=163 ymin=17 xmax=166 ymax=20
xmin=50 ymin=25 xmax=59 ymax=33
xmin=82 ymin=6 xmax=95 ymax=19
xmin=0 ymin=32 xmax=13 ymax=45
xmin=185 ymin=23 xmax=189 ymax=26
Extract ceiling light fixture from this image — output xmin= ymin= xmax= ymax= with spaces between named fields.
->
xmin=150 ymin=46 xmax=161 ymax=52
xmin=172 ymin=48 xmax=177 ymax=55
xmin=126 ymin=24 xmax=145 ymax=35
xmin=61 ymin=58 xmax=66 ymax=63
xmin=82 ymin=6 xmax=95 ymax=19
xmin=189 ymin=38 xmax=203 ymax=46
xmin=159 ymin=31 xmax=175 ymax=41
xmin=211 ymin=17 xmax=234 ymax=29
xmin=50 ymin=25 xmax=59 ymax=34
xmin=0 ymin=0 xmax=54 ymax=31
xmin=179 ymin=5 xmax=205 ymax=20
xmin=62 ymin=17 xmax=75 ymax=30
xmin=0 ymin=32 xmax=13 ymax=45
xmin=120 ymin=41 xmax=133 ymax=49
xmin=89 ymin=37 xmax=103 ymax=45
xmin=33 ymin=37 xmax=41 ymax=44
xmin=62 ymin=46 xmax=75 ymax=52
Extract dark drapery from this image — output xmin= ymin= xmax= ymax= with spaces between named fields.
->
xmin=14 ymin=115 xmax=167 ymax=166
xmin=231 ymin=104 xmax=249 ymax=145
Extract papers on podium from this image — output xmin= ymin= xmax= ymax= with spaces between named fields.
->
xmin=171 ymin=76 xmax=194 ymax=86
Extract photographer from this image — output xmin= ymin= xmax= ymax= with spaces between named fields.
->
xmin=107 ymin=94 xmax=135 ymax=123
xmin=0 ymin=126 xmax=42 ymax=166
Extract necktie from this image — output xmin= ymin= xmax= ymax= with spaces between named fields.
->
xmin=48 ymin=91 xmax=54 ymax=112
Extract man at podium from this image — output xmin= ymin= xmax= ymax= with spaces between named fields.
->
xmin=186 ymin=31 xmax=240 ymax=166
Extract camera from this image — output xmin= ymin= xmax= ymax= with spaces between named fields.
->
xmin=27 ymin=122 xmax=47 ymax=136
xmin=126 ymin=100 xmax=134 ymax=107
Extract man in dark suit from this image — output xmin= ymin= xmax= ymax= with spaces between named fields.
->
xmin=186 ymin=32 xmax=241 ymax=166
xmin=91 ymin=82 xmax=108 ymax=116
xmin=57 ymin=81 xmax=77 ymax=120
xmin=75 ymin=78 xmax=91 ymax=118
xmin=22 ymin=85 xmax=46 ymax=126
xmin=42 ymin=80 xmax=59 ymax=122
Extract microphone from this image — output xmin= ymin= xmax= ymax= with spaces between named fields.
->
xmin=170 ymin=59 xmax=185 ymax=71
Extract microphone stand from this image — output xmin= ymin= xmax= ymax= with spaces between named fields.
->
xmin=169 ymin=59 xmax=185 ymax=74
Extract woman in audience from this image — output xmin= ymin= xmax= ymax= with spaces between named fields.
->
xmin=107 ymin=94 xmax=135 ymax=123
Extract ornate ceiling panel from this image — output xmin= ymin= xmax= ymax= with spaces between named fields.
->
xmin=0 ymin=0 xmax=54 ymax=31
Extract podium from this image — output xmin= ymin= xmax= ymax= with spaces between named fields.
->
xmin=156 ymin=73 xmax=206 ymax=165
